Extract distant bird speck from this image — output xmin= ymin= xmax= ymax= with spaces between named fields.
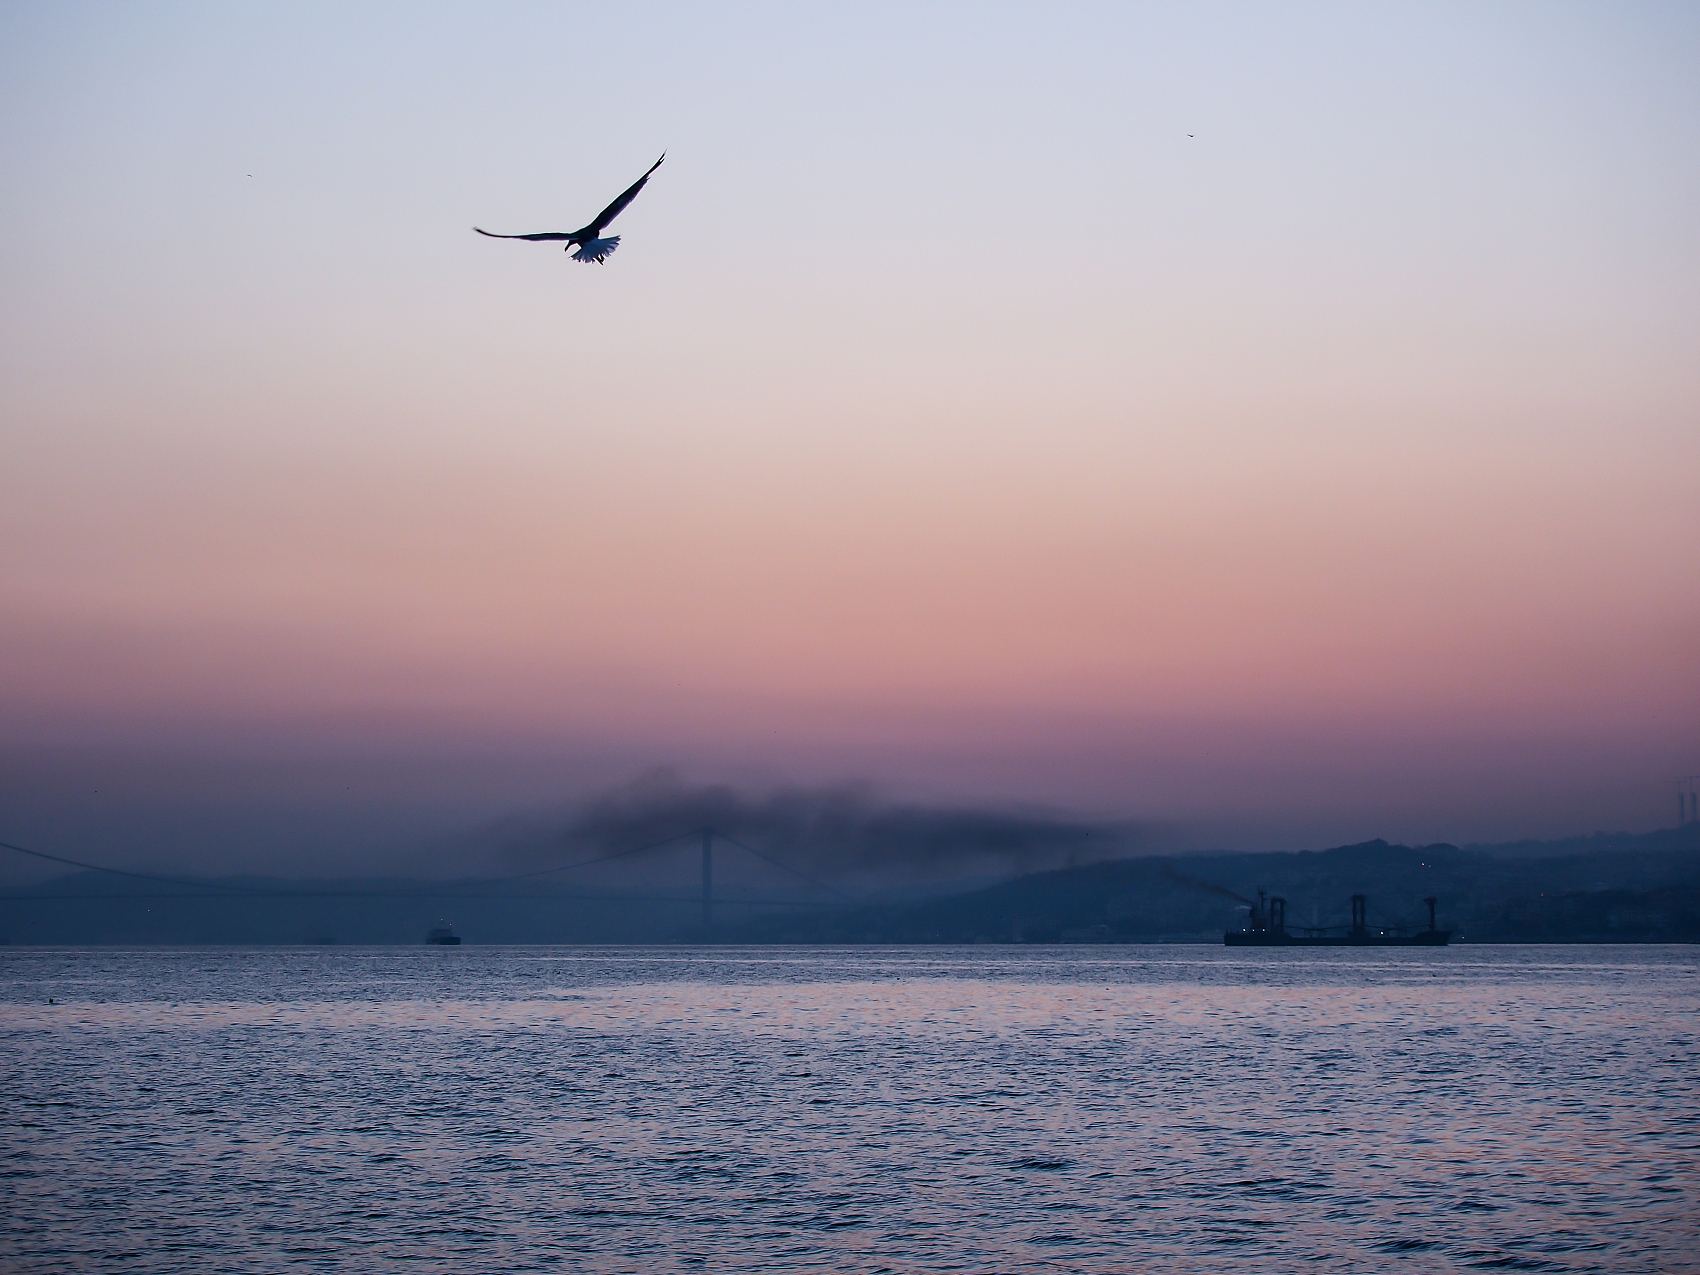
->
xmin=475 ymin=154 xmax=664 ymax=264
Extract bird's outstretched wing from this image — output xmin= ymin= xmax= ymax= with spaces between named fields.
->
xmin=580 ymin=154 xmax=664 ymax=237
xmin=473 ymin=228 xmax=575 ymax=241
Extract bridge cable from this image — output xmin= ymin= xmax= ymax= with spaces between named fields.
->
xmin=462 ymin=830 xmax=703 ymax=885
xmin=709 ymin=829 xmax=858 ymax=904
xmin=0 ymin=839 xmax=271 ymax=894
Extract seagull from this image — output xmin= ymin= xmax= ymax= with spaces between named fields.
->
xmin=474 ymin=155 xmax=664 ymax=263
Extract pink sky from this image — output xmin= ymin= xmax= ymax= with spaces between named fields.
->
xmin=2 ymin=3 xmax=1696 ymax=871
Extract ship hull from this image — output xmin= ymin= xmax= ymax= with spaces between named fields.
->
xmin=1224 ymin=931 xmax=1451 ymax=946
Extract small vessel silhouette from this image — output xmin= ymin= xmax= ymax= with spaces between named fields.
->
xmin=425 ymin=922 xmax=462 ymax=945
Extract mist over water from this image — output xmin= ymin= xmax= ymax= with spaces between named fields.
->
xmin=4 ymin=945 xmax=1695 ymax=1273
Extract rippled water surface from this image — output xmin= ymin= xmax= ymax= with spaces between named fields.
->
xmin=3 ymin=945 xmax=1696 ymax=1273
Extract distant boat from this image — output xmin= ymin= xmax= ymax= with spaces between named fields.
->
xmin=425 ymin=922 xmax=462 ymax=946
xmin=1225 ymin=892 xmax=1451 ymax=946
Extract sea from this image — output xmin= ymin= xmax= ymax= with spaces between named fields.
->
xmin=2 ymin=945 xmax=1696 ymax=1274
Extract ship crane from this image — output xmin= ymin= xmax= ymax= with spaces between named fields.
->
xmin=1225 ymin=891 xmax=1450 ymax=946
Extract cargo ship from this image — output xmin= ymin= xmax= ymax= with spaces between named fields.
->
xmin=1225 ymin=892 xmax=1451 ymax=946
xmin=425 ymin=922 xmax=462 ymax=945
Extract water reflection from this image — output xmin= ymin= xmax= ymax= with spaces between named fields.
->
xmin=2 ymin=946 xmax=1695 ymax=1272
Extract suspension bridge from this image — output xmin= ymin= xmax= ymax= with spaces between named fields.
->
xmin=0 ymin=828 xmax=858 ymax=940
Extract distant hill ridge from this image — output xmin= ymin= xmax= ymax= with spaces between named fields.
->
xmin=738 ymin=824 xmax=1700 ymax=944
xmin=2 ymin=824 xmax=1696 ymax=944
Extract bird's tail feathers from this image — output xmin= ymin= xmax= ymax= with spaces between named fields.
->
xmin=571 ymin=236 xmax=620 ymax=263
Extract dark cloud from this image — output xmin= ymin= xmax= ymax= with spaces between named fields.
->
xmin=476 ymin=771 xmax=1175 ymax=894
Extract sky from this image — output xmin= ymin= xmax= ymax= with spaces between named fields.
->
xmin=2 ymin=1 xmax=1697 ymax=877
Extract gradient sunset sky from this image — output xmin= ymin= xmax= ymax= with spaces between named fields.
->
xmin=3 ymin=2 xmax=1697 ymax=873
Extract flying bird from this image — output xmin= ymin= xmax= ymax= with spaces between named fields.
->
xmin=474 ymin=155 xmax=664 ymax=263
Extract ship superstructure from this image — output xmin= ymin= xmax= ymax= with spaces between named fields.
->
xmin=1225 ymin=892 xmax=1451 ymax=946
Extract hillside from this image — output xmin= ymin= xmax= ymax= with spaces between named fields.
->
xmin=734 ymin=825 xmax=1700 ymax=944
xmin=2 ymin=825 xmax=1695 ymax=944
